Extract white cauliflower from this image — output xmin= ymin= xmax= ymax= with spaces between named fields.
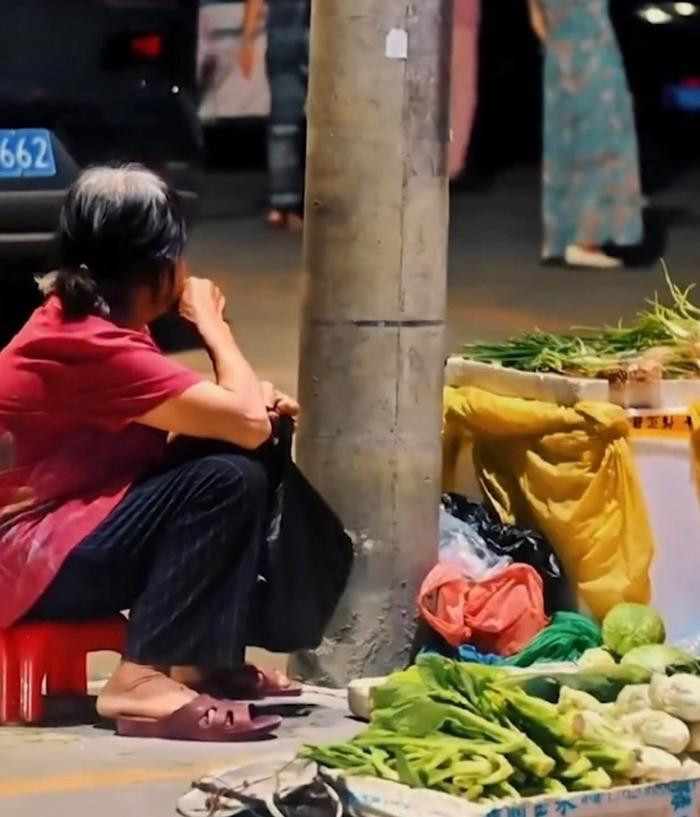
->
xmin=681 ymin=756 xmax=700 ymax=780
xmin=649 ymin=674 xmax=700 ymax=723
xmin=616 ymin=684 xmax=651 ymax=715
xmin=621 ymin=710 xmax=690 ymax=755
xmin=689 ymin=722 xmax=700 ymax=753
xmin=633 ymin=746 xmax=683 ymax=781
xmin=559 ymin=686 xmax=608 ymax=714
xmin=578 ymin=648 xmax=617 ymax=670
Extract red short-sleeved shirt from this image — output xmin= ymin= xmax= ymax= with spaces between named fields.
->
xmin=0 ymin=297 xmax=201 ymax=626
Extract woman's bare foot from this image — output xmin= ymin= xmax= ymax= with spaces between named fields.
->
xmin=170 ymin=665 xmax=207 ymax=687
xmin=265 ymin=209 xmax=285 ymax=228
xmin=97 ymin=661 xmax=198 ymax=721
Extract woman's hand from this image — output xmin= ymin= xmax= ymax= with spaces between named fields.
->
xmin=141 ymin=276 xmax=272 ymax=450
xmin=178 ymin=277 xmax=228 ymax=345
xmin=527 ymin=0 xmax=548 ymax=42
xmin=260 ymin=381 xmax=300 ymax=419
xmin=239 ymin=0 xmax=263 ymax=78
xmin=238 ymin=38 xmax=256 ymax=79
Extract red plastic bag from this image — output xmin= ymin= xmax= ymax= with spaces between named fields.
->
xmin=418 ymin=562 xmax=547 ymax=656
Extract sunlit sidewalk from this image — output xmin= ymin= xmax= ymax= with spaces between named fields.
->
xmin=0 ymin=688 xmax=358 ymax=817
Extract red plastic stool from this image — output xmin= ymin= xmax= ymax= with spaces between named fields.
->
xmin=0 ymin=616 xmax=127 ymax=724
xmin=0 ymin=629 xmax=19 ymax=724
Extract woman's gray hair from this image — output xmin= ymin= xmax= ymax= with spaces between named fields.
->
xmin=40 ymin=164 xmax=186 ymax=319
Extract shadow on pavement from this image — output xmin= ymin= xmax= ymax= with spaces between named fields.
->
xmin=614 ymin=205 xmax=697 ymax=269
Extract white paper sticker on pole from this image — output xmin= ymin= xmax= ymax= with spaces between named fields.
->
xmin=385 ymin=28 xmax=408 ymax=60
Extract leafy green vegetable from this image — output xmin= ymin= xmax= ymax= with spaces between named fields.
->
xmin=371 ymin=696 xmax=526 ymax=748
xmin=620 ymin=645 xmax=700 ymax=675
xmin=543 ymin=778 xmax=569 ymax=795
xmin=558 ymin=754 xmax=593 ymax=780
xmin=571 ymin=768 xmax=613 ymax=792
xmin=575 ymin=740 xmax=638 ymax=778
xmin=460 ymin=269 xmax=700 ymax=380
xmin=305 ymin=655 xmax=655 ymax=803
xmin=502 ymin=665 xmax=652 ymax=704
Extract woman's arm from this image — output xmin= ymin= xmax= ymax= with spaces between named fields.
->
xmin=527 ymin=0 xmax=548 ymax=42
xmin=242 ymin=0 xmax=264 ymax=42
xmin=138 ymin=278 xmax=271 ymax=450
xmin=239 ymin=0 xmax=265 ymax=78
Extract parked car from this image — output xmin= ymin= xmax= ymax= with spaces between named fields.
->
xmin=0 ymin=0 xmax=202 ymax=346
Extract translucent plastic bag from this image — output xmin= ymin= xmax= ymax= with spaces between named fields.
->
xmin=443 ymin=493 xmax=575 ymax=613
xmin=439 ymin=506 xmax=511 ymax=580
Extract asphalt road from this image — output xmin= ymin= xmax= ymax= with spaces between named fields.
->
xmin=175 ymin=165 xmax=700 ymax=394
xmin=2 ymin=165 xmax=698 ymax=391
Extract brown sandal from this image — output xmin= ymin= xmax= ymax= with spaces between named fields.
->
xmin=116 ymin=694 xmax=281 ymax=741
xmin=199 ymin=665 xmax=303 ymax=700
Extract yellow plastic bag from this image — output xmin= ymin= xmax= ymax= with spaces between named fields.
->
xmin=443 ymin=386 xmax=654 ymax=620
xmin=690 ymin=403 xmax=700 ymax=500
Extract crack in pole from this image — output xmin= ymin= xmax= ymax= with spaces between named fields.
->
xmin=389 ymin=3 xmax=412 ymax=648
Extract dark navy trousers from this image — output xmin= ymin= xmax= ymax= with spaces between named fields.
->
xmin=26 ymin=453 xmax=268 ymax=669
xmin=266 ymin=0 xmax=310 ymax=214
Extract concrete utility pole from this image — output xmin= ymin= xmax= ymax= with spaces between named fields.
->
xmin=293 ymin=0 xmax=452 ymax=685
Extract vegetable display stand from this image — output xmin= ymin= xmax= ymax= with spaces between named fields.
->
xmin=443 ymin=358 xmax=700 ymax=647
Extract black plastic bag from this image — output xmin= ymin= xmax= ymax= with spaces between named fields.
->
xmin=204 ymin=778 xmax=345 ymax=817
xmin=248 ymin=419 xmax=354 ymax=653
xmin=165 ymin=419 xmax=353 ymax=653
xmin=442 ymin=493 xmax=575 ymax=613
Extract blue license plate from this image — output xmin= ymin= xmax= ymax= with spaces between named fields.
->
xmin=0 ymin=129 xmax=57 ymax=179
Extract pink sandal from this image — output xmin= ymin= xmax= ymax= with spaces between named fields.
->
xmin=116 ymin=694 xmax=282 ymax=741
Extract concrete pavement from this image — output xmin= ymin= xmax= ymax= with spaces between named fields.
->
xmin=0 ymin=690 xmax=361 ymax=817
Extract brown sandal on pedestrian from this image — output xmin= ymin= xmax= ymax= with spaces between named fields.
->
xmin=115 ymin=694 xmax=282 ymax=741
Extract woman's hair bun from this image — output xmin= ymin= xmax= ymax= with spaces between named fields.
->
xmin=50 ymin=266 xmax=105 ymax=319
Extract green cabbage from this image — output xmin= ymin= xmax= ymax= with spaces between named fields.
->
xmin=602 ymin=603 xmax=666 ymax=656
xmin=620 ymin=645 xmax=695 ymax=675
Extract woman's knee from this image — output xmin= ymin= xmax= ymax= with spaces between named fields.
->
xmin=186 ymin=454 xmax=268 ymax=508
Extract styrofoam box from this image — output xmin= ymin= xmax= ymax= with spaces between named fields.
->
xmin=341 ymin=774 xmax=700 ymax=817
xmin=445 ymin=357 xmax=700 ymax=412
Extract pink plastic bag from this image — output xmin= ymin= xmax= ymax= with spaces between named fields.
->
xmin=418 ymin=562 xmax=547 ymax=656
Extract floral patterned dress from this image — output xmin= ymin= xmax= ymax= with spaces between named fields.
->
xmin=540 ymin=0 xmax=642 ymax=259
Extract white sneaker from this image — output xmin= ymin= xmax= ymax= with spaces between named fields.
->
xmin=564 ymin=245 xmax=622 ymax=269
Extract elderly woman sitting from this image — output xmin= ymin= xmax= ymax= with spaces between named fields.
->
xmin=0 ymin=165 xmax=300 ymax=741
